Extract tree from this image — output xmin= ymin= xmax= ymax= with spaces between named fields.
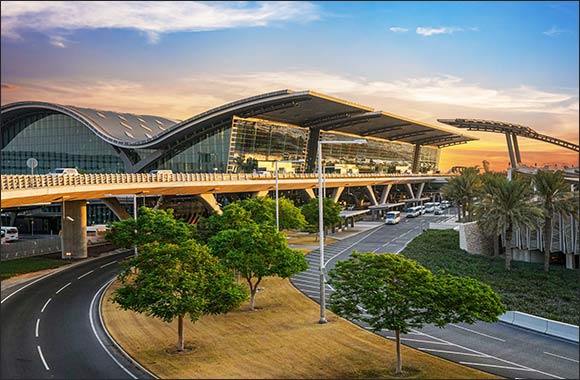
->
xmin=329 ymin=253 xmax=505 ymax=375
xmin=112 ymin=240 xmax=247 ymax=352
xmin=479 ymin=171 xmax=506 ymax=257
xmin=533 ymin=170 xmax=579 ymax=272
xmin=208 ymin=223 xmax=308 ymax=310
xmin=239 ymin=196 xmax=306 ymax=230
xmin=476 ymin=176 xmax=542 ymax=270
xmin=106 ymin=207 xmax=195 ymax=248
xmin=233 ymin=155 xmax=258 ymax=173
xmin=195 ymin=202 xmax=253 ymax=244
xmin=441 ymin=167 xmax=482 ymax=222
xmin=301 ymin=197 xmax=342 ymax=233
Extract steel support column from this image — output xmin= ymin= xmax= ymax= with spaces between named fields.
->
xmin=305 ymin=128 xmax=321 ymax=173
xmin=505 ymin=132 xmax=517 ymax=169
xmin=411 ymin=143 xmax=421 ymax=173
xmin=512 ymin=133 xmax=522 ymax=164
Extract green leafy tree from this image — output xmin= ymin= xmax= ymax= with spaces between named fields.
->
xmin=533 ymin=170 xmax=579 ymax=272
xmin=301 ymin=197 xmax=342 ymax=233
xmin=106 ymin=207 xmax=194 ymax=248
xmin=476 ymin=176 xmax=542 ymax=270
xmin=195 ymin=202 xmax=253 ymax=243
xmin=112 ymin=240 xmax=247 ymax=352
xmin=239 ymin=196 xmax=306 ymax=230
xmin=208 ymin=223 xmax=308 ymax=310
xmin=442 ymin=167 xmax=482 ymax=222
xmin=329 ymin=253 xmax=505 ymax=375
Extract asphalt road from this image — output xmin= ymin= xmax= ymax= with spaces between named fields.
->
xmin=1 ymin=251 xmax=151 ymax=380
xmin=291 ymin=213 xmax=580 ymax=379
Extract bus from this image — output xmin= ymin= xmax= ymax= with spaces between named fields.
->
xmin=406 ymin=206 xmax=422 ymax=218
xmin=384 ymin=211 xmax=401 ymax=225
xmin=1 ymin=226 xmax=19 ymax=242
xmin=424 ymin=202 xmax=436 ymax=213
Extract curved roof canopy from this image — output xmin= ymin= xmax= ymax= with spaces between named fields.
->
xmin=1 ymin=90 xmax=476 ymax=149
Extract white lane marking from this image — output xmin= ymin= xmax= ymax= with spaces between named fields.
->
xmin=418 ymin=348 xmax=489 ymax=357
xmin=459 ymin=362 xmax=535 ymax=371
xmin=35 ymin=319 xmax=40 ymax=337
xmin=543 ymin=351 xmax=579 ymax=363
xmin=324 ymin=227 xmax=384 ymax=267
xmin=99 ymin=261 xmax=116 ymax=268
xmin=77 ymin=270 xmax=94 ymax=279
xmin=2 ymin=272 xmax=56 ymax=304
xmin=40 ymin=298 xmax=52 ymax=313
xmin=411 ymin=329 xmax=564 ymax=379
xmin=386 ymin=337 xmax=450 ymax=345
xmin=55 ymin=282 xmax=71 ymax=294
xmin=89 ymin=279 xmax=138 ymax=379
xmin=37 ymin=345 xmax=50 ymax=370
xmin=449 ymin=323 xmax=506 ymax=342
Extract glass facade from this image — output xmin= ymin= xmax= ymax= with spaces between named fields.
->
xmin=2 ymin=112 xmax=124 ymax=174
xmin=228 ymin=117 xmax=309 ymax=173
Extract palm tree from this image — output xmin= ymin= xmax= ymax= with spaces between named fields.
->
xmin=479 ymin=171 xmax=505 ymax=257
xmin=477 ymin=176 xmax=542 ymax=270
xmin=441 ymin=167 xmax=482 ymax=222
xmin=533 ymin=170 xmax=579 ymax=272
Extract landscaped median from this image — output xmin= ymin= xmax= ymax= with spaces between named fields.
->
xmin=102 ymin=275 xmax=497 ymax=379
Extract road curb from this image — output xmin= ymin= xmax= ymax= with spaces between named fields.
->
xmin=499 ymin=311 xmax=579 ymax=343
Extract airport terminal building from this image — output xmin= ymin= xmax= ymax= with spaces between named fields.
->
xmin=1 ymin=90 xmax=475 ymax=176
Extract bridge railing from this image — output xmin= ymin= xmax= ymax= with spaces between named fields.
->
xmin=1 ymin=172 xmax=455 ymax=191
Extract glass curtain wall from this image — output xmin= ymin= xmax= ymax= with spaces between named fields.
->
xmin=2 ymin=112 xmax=125 ymax=174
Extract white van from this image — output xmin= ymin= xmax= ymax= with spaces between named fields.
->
xmin=406 ymin=206 xmax=421 ymax=218
xmin=425 ymin=202 xmax=436 ymax=213
xmin=1 ymin=226 xmax=19 ymax=242
xmin=48 ymin=168 xmax=79 ymax=175
xmin=385 ymin=211 xmax=401 ymax=225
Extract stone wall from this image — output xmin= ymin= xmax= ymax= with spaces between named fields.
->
xmin=459 ymin=221 xmax=493 ymax=256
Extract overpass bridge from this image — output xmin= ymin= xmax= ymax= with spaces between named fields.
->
xmin=1 ymin=172 xmax=452 ymax=258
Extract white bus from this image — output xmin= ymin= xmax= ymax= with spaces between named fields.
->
xmin=1 ymin=226 xmax=19 ymax=242
xmin=384 ymin=211 xmax=401 ymax=225
xmin=424 ymin=202 xmax=436 ymax=213
xmin=406 ymin=206 xmax=422 ymax=218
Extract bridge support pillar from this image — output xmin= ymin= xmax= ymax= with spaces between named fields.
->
xmin=305 ymin=128 xmax=321 ymax=173
xmin=252 ymin=190 xmax=269 ymax=198
xmin=62 ymin=200 xmax=87 ymax=259
xmin=197 ymin=194 xmax=223 ymax=215
xmin=511 ymin=133 xmax=522 ymax=165
xmin=416 ymin=182 xmax=426 ymax=199
xmin=411 ymin=144 xmax=421 ymax=173
xmin=304 ymin=188 xmax=316 ymax=200
xmin=101 ymin=197 xmax=132 ymax=220
xmin=379 ymin=184 xmax=392 ymax=204
xmin=505 ymin=132 xmax=517 ymax=169
xmin=365 ymin=186 xmax=378 ymax=206
xmin=331 ymin=187 xmax=344 ymax=203
xmin=405 ymin=183 xmax=415 ymax=199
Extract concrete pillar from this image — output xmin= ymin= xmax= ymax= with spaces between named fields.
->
xmin=505 ymin=132 xmax=517 ymax=169
xmin=253 ymin=190 xmax=269 ymax=198
xmin=511 ymin=133 xmax=522 ymax=164
xmin=365 ymin=185 xmax=378 ymax=205
xmin=379 ymin=184 xmax=392 ymax=204
xmin=62 ymin=200 xmax=87 ymax=259
xmin=197 ymin=194 xmax=223 ymax=215
xmin=405 ymin=183 xmax=415 ymax=199
xmin=101 ymin=197 xmax=132 ymax=220
xmin=332 ymin=187 xmax=345 ymax=203
xmin=304 ymin=188 xmax=316 ymax=200
xmin=411 ymin=144 xmax=421 ymax=173
xmin=305 ymin=128 xmax=321 ymax=173
xmin=416 ymin=182 xmax=426 ymax=199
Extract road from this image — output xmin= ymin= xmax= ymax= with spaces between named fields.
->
xmin=1 ymin=251 xmax=151 ymax=380
xmin=291 ymin=214 xmax=580 ymax=379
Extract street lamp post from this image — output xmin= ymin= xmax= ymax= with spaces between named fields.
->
xmin=275 ymin=159 xmax=305 ymax=231
xmin=317 ymin=139 xmax=366 ymax=324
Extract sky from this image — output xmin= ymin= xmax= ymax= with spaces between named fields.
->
xmin=1 ymin=1 xmax=578 ymax=171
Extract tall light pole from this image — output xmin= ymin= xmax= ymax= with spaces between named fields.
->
xmin=275 ymin=159 xmax=305 ymax=231
xmin=317 ymin=139 xmax=366 ymax=324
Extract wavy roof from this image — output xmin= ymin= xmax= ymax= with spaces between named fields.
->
xmin=1 ymin=90 xmax=477 ymax=148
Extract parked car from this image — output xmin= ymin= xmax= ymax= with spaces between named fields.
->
xmin=1 ymin=226 xmax=19 ymax=242
xmin=48 ymin=168 xmax=79 ymax=175
xmin=434 ymin=207 xmax=444 ymax=215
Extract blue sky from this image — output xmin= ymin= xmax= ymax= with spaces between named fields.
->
xmin=1 ymin=1 xmax=578 ymax=169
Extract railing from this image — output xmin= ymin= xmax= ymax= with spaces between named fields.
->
xmin=1 ymin=172 xmax=455 ymax=191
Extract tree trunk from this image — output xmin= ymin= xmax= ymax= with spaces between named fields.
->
xmin=505 ymin=227 xmax=513 ymax=271
xmin=177 ymin=315 xmax=184 ymax=352
xmin=493 ymin=234 xmax=499 ymax=257
xmin=395 ymin=329 xmax=402 ymax=375
xmin=248 ymin=278 xmax=261 ymax=311
xmin=543 ymin=217 xmax=552 ymax=272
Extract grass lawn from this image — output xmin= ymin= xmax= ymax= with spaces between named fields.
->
xmin=284 ymin=230 xmax=337 ymax=245
xmin=400 ymin=229 xmax=579 ymax=325
xmin=103 ymin=276 xmax=496 ymax=379
xmin=0 ymin=257 xmax=70 ymax=280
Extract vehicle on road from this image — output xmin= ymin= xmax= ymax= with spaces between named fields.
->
xmin=434 ymin=207 xmax=444 ymax=215
xmin=1 ymin=230 xmax=5 ymax=244
xmin=149 ymin=169 xmax=173 ymax=175
xmin=48 ymin=168 xmax=79 ymax=175
xmin=1 ymin=226 xmax=19 ymax=242
xmin=440 ymin=200 xmax=450 ymax=209
xmin=384 ymin=211 xmax=401 ymax=225
xmin=424 ymin=202 xmax=436 ymax=213
xmin=406 ymin=206 xmax=421 ymax=218
xmin=420 ymin=205 xmax=426 ymax=215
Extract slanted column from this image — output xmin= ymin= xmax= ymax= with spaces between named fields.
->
xmin=416 ymin=182 xmax=426 ymax=199
xmin=197 ymin=194 xmax=223 ymax=215
xmin=405 ymin=183 xmax=415 ymax=199
xmin=379 ymin=184 xmax=392 ymax=204
xmin=331 ymin=187 xmax=344 ymax=203
xmin=304 ymin=188 xmax=316 ymax=200
xmin=511 ymin=133 xmax=522 ymax=165
xmin=411 ymin=144 xmax=421 ymax=173
xmin=252 ymin=190 xmax=269 ymax=198
xmin=305 ymin=128 xmax=321 ymax=173
xmin=62 ymin=200 xmax=87 ymax=259
xmin=101 ymin=197 xmax=132 ymax=220
xmin=505 ymin=132 xmax=517 ymax=169
xmin=365 ymin=185 xmax=378 ymax=205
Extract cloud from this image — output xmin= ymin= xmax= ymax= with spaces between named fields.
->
xmin=416 ymin=26 xmax=463 ymax=36
xmin=543 ymin=26 xmax=566 ymax=37
xmin=389 ymin=27 xmax=408 ymax=33
xmin=0 ymin=1 xmax=321 ymax=45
